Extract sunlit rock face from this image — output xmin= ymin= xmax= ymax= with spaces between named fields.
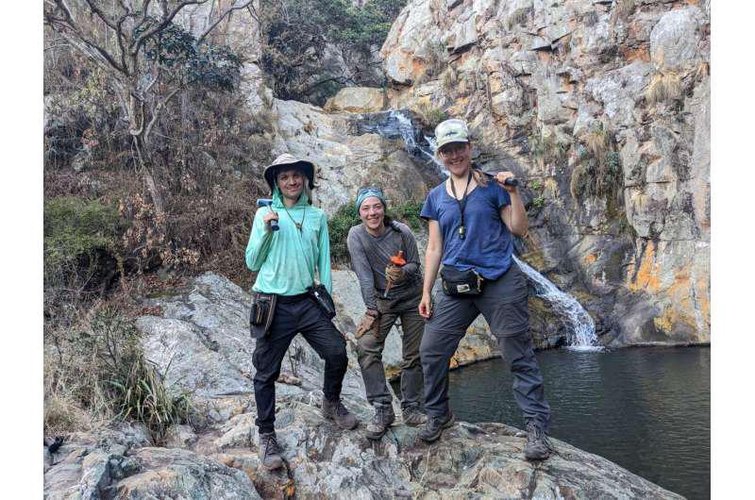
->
xmin=379 ymin=0 xmax=710 ymax=345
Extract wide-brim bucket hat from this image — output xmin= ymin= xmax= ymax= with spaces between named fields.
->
xmin=263 ymin=153 xmax=316 ymax=192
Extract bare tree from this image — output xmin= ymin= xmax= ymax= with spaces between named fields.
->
xmin=44 ymin=0 xmax=254 ymax=219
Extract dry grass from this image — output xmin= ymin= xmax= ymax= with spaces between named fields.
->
xmin=583 ymin=126 xmax=612 ymax=161
xmin=44 ymin=304 xmax=192 ymax=444
xmin=571 ymin=122 xmax=623 ymax=208
xmin=645 ymin=71 xmax=683 ymax=105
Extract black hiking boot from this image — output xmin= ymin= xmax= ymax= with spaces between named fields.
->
xmin=322 ymin=398 xmax=359 ymax=430
xmin=365 ymin=404 xmax=396 ymax=440
xmin=523 ymin=421 xmax=553 ymax=461
xmin=401 ymin=405 xmax=427 ymax=426
xmin=418 ymin=412 xmax=455 ymax=443
xmin=258 ymin=431 xmax=284 ymax=470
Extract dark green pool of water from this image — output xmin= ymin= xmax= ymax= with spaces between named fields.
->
xmin=443 ymin=346 xmax=709 ymax=499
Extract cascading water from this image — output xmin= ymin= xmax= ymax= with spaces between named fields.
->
xmin=513 ymin=256 xmax=601 ymax=350
xmin=354 ymin=109 xmax=599 ymax=350
xmin=354 ymin=109 xmax=448 ymax=175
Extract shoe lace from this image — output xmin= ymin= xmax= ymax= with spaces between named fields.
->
xmin=526 ymin=423 xmax=553 ymax=449
xmin=335 ymin=400 xmax=350 ymax=417
xmin=262 ymin=434 xmax=281 ymax=456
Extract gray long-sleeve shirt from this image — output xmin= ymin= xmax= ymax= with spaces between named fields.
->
xmin=346 ymin=221 xmax=422 ymax=310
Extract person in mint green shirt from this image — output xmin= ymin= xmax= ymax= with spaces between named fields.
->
xmin=246 ymin=153 xmax=358 ymax=471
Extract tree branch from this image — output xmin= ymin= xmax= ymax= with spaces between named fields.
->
xmin=84 ymin=0 xmax=118 ymax=30
xmin=144 ymin=87 xmax=181 ymax=142
xmin=131 ymin=0 xmax=208 ymax=56
xmin=196 ymin=0 xmax=254 ymax=44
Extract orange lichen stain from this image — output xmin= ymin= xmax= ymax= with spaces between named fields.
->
xmin=411 ymin=59 xmax=428 ymax=81
xmin=621 ymin=45 xmax=650 ymax=63
xmin=697 ymin=275 xmax=710 ymax=326
xmin=583 ymin=253 xmax=598 ymax=265
xmin=653 ymin=305 xmax=697 ymax=334
xmin=628 ymin=241 xmax=661 ymax=292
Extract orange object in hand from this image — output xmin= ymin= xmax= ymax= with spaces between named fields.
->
xmin=390 ymin=251 xmax=406 ymax=266
xmin=384 ymin=251 xmax=407 ymax=298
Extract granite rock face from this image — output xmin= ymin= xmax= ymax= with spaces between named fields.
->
xmin=44 ymin=274 xmax=684 ymax=499
xmin=377 ymin=0 xmax=710 ymax=346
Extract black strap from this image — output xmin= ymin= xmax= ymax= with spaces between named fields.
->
xmin=448 ymin=170 xmax=473 ymax=239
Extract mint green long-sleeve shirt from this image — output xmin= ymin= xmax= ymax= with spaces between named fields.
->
xmin=245 ymin=189 xmax=332 ymax=295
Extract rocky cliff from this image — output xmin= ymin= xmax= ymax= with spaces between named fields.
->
xmin=44 ymin=274 xmax=684 ymax=499
xmin=227 ymin=0 xmax=710 ymax=347
xmin=376 ymin=0 xmax=710 ymax=346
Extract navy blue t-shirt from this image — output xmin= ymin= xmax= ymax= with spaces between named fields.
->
xmin=420 ymin=179 xmax=513 ymax=280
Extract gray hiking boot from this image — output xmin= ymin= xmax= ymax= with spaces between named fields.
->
xmin=418 ymin=412 xmax=455 ymax=443
xmin=402 ymin=405 xmax=427 ymax=426
xmin=258 ymin=431 xmax=283 ymax=470
xmin=523 ymin=421 xmax=553 ymax=461
xmin=322 ymin=398 xmax=359 ymax=430
xmin=365 ymin=404 xmax=396 ymax=440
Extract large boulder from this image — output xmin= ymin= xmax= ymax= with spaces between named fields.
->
xmin=324 ymin=87 xmax=386 ymax=114
xmin=44 ymin=273 xmax=684 ymax=499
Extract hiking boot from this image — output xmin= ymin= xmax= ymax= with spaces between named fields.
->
xmin=365 ymin=404 xmax=396 ymax=440
xmin=402 ymin=405 xmax=427 ymax=426
xmin=258 ymin=431 xmax=284 ymax=470
xmin=418 ymin=412 xmax=455 ymax=443
xmin=523 ymin=421 xmax=553 ymax=461
xmin=322 ymin=398 xmax=359 ymax=430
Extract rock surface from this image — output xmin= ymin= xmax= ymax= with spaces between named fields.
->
xmin=377 ymin=0 xmax=710 ymax=346
xmin=44 ymin=273 xmax=684 ymax=499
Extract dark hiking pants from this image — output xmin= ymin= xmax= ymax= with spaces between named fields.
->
xmin=356 ymin=292 xmax=424 ymax=410
xmin=252 ymin=293 xmax=347 ymax=434
xmin=420 ymin=263 xmax=551 ymax=431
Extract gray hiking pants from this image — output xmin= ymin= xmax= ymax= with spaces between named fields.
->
xmin=420 ymin=263 xmax=551 ymax=430
xmin=356 ymin=292 xmax=424 ymax=410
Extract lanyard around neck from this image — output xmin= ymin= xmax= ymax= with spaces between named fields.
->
xmin=448 ymin=170 xmax=473 ymax=240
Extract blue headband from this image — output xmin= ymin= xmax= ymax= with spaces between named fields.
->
xmin=356 ymin=187 xmax=386 ymax=211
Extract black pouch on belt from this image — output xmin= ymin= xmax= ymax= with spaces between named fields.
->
xmin=307 ymin=283 xmax=337 ymax=319
xmin=440 ymin=267 xmax=485 ymax=296
xmin=250 ymin=291 xmax=277 ymax=338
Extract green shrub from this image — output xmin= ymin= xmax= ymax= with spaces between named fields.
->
xmin=329 ymin=203 xmax=361 ymax=264
xmin=391 ymin=200 xmax=424 ymax=231
xmin=44 ymin=197 xmax=121 ymax=269
xmin=44 ymin=197 xmax=124 ymax=310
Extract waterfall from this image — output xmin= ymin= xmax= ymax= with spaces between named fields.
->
xmin=513 ymin=256 xmax=601 ymax=350
xmin=353 ymin=110 xmax=448 ymax=176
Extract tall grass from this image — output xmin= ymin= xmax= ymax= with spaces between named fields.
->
xmin=44 ymin=305 xmax=191 ymax=444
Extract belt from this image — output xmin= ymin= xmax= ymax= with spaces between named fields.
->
xmin=276 ymin=292 xmax=310 ymax=304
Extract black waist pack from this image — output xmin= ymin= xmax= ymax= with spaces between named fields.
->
xmin=250 ymin=292 xmax=277 ymax=339
xmin=440 ymin=267 xmax=485 ymax=296
xmin=307 ymin=283 xmax=337 ymax=319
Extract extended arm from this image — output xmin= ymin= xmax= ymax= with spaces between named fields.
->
xmin=419 ymin=220 xmax=443 ymax=318
xmin=317 ymin=212 xmax=333 ymax=294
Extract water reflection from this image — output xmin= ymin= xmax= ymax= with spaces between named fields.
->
xmin=444 ymin=347 xmax=710 ymax=500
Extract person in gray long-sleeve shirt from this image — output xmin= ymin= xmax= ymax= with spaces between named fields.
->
xmin=347 ymin=186 xmax=427 ymax=440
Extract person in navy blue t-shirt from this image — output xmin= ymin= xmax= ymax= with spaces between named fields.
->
xmin=417 ymin=118 xmax=553 ymax=461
